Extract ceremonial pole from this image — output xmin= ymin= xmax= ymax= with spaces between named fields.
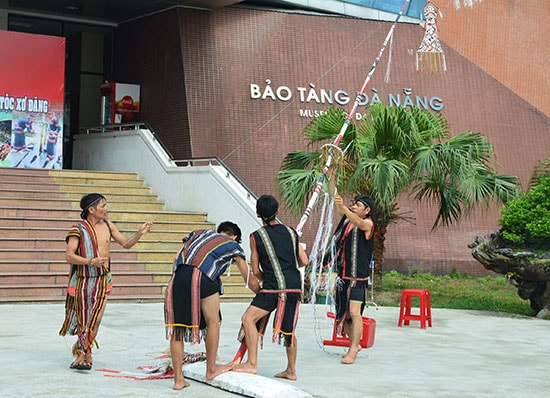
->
xmin=295 ymin=0 xmax=411 ymax=236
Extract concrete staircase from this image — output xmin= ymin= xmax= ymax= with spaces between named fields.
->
xmin=0 ymin=168 xmax=253 ymax=303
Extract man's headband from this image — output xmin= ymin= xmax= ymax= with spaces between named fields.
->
xmin=354 ymin=195 xmax=373 ymax=209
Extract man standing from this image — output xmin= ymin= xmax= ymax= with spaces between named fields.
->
xmin=46 ymin=110 xmax=61 ymax=161
xmin=60 ymin=193 xmax=153 ymax=370
xmin=233 ymin=194 xmax=309 ymax=380
xmin=164 ymin=221 xmax=260 ymax=390
xmin=12 ymin=114 xmax=36 ymax=151
xmin=328 ymin=193 xmax=375 ymax=364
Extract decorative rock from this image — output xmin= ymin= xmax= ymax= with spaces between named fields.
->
xmin=536 ymin=308 xmax=550 ymax=319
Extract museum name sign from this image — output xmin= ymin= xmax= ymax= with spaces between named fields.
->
xmin=250 ymin=81 xmax=444 ymax=119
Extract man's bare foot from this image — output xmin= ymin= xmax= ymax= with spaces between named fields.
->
xmin=173 ymin=378 xmax=191 ymax=390
xmin=341 ymin=348 xmax=360 ymax=364
xmin=232 ymin=362 xmax=258 ymax=375
xmin=274 ymin=370 xmax=297 ymax=381
xmin=342 ymin=346 xmax=362 ymax=358
xmin=206 ymin=362 xmax=234 ymax=380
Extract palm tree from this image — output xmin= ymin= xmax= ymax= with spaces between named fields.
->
xmin=276 ymin=103 xmax=520 ymax=285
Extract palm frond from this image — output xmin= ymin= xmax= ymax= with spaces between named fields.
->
xmin=350 ymin=155 xmax=409 ymax=208
xmin=276 ymin=168 xmax=321 ymax=215
xmin=412 ymin=143 xmax=446 ymax=178
xmin=492 ymin=174 xmax=522 ymax=203
xmin=303 ymin=107 xmax=351 ymax=143
xmin=443 ymin=131 xmax=493 ymax=165
xmin=365 ymin=105 xmax=433 ymax=160
xmin=413 ymin=176 xmax=467 ymax=228
xmin=408 ymin=106 xmax=449 ymax=141
xmin=280 ymin=150 xmax=319 ymax=171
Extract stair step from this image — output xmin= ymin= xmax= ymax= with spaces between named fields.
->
xmin=0 ymin=271 xmax=172 ymax=284
xmin=0 ymin=227 xmax=199 ymax=241
xmin=0 ymin=207 xmax=208 ymax=222
xmin=0 ymin=197 xmax=166 ymax=211
xmin=0 ymin=168 xmax=137 ymax=179
xmin=0 ymin=237 xmax=183 ymax=251
xmin=0 ymin=260 xmax=168 ymax=273
xmin=49 ymin=169 xmax=140 ymax=179
xmin=0 ymin=217 xmax=213 ymax=230
xmin=0 ymin=173 xmax=145 ymax=187
xmin=0 ymin=188 xmax=160 ymax=202
xmin=0 ymin=181 xmax=152 ymax=195
xmin=220 ymin=294 xmax=256 ymax=302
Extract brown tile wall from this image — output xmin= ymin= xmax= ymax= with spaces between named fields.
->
xmin=114 ymin=10 xmax=192 ymax=159
xmin=114 ymin=5 xmax=549 ymax=276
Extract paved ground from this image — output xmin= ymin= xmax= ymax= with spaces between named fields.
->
xmin=1 ymin=302 xmax=549 ymax=397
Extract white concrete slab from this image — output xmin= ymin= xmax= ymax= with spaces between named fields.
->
xmin=183 ymin=361 xmax=312 ymax=398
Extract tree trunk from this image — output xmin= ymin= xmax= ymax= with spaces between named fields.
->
xmin=372 ymin=226 xmax=386 ymax=289
xmin=469 ymin=232 xmax=550 ymax=318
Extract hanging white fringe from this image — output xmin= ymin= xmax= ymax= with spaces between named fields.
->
xmin=454 ymin=0 xmax=483 ymax=9
xmin=307 ymin=191 xmax=337 ymax=305
xmin=307 ymin=191 xmax=347 ymax=354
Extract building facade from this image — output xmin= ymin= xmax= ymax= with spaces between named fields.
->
xmin=113 ymin=3 xmax=549 ymax=275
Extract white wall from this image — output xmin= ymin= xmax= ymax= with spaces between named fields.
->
xmin=72 ymin=128 xmax=261 ymax=254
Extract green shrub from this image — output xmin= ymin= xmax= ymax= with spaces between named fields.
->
xmin=498 ymin=176 xmax=550 ymax=247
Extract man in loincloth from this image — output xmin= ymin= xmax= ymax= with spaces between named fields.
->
xmin=326 ymin=193 xmax=375 ymax=364
xmin=164 ymin=221 xmax=260 ymax=390
xmin=60 ymin=193 xmax=153 ymax=371
xmin=233 ymin=194 xmax=309 ymax=380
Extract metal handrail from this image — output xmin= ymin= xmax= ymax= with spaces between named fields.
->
xmin=85 ymin=122 xmax=174 ymax=159
xmin=85 ymin=122 xmax=149 ymax=134
xmin=173 ymin=156 xmax=257 ymax=201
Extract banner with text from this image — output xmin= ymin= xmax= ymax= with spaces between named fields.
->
xmin=0 ymin=30 xmax=65 ymax=169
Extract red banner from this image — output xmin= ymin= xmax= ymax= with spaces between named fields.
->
xmin=0 ymin=31 xmax=66 ymax=169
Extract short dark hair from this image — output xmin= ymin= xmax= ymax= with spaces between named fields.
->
xmin=256 ymin=194 xmax=278 ymax=222
xmin=217 ymin=221 xmax=242 ymax=243
xmin=79 ymin=193 xmax=106 ymax=219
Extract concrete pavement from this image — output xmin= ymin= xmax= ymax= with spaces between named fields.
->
xmin=1 ymin=302 xmax=549 ymax=397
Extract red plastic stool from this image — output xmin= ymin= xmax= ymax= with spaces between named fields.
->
xmin=398 ymin=289 xmax=432 ymax=329
xmin=323 ymin=312 xmax=376 ymax=348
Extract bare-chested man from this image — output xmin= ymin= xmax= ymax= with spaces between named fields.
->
xmin=60 ymin=193 xmax=153 ymax=370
